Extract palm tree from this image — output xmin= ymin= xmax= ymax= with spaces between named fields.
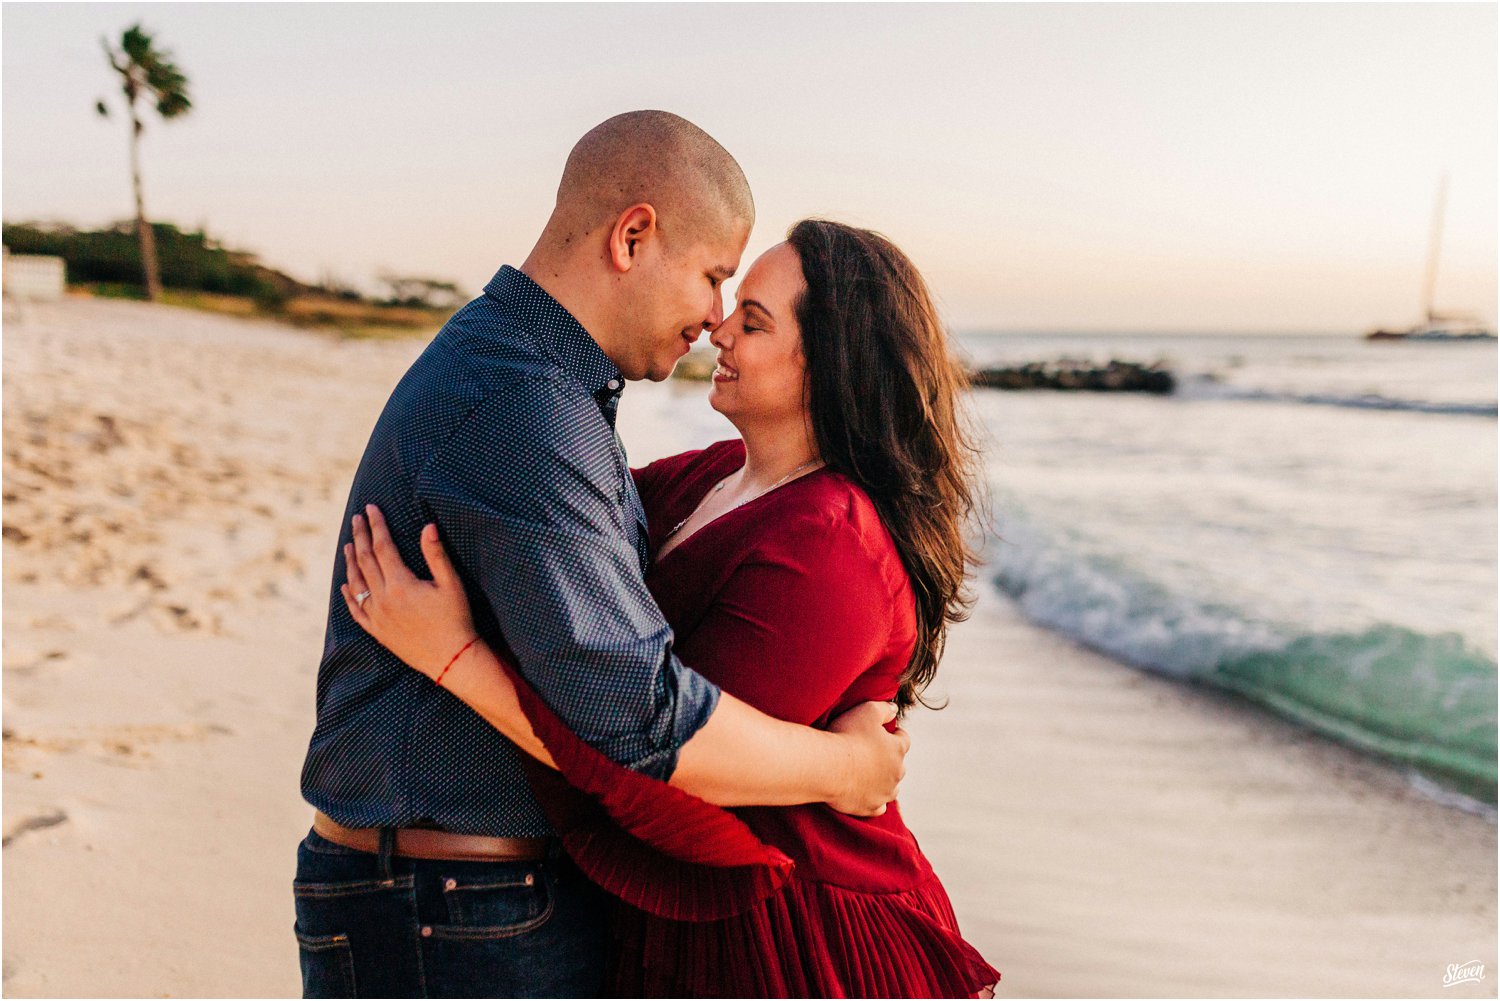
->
xmin=96 ymin=24 xmax=191 ymax=302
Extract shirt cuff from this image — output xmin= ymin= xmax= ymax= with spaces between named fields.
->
xmin=629 ymin=664 xmax=722 ymax=782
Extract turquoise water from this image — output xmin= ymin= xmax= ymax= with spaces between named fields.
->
xmin=965 ymin=332 xmax=1497 ymax=809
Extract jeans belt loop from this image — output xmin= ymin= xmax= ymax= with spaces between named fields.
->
xmin=377 ymin=826 xmax=396 ymax=884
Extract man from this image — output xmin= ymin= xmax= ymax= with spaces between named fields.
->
xmin=295 ymin=111 xmax=909 ymax=998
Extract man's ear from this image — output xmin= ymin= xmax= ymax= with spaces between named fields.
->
xmin=607 ymin=203 xmax=658 ymax=273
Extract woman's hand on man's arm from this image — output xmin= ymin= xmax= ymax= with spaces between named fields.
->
xmin=341 ymin=505 xmax=556 ymax=769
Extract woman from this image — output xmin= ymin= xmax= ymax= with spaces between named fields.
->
xmin=342 ymin=219 xmax=999 ymax=997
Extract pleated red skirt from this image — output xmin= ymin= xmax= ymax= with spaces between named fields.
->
xmin=611 ymin=874 xmax=997 ymax=998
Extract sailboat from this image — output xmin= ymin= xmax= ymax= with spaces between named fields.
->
xmin=1367 ymin=175 xmax=1496 ymax=341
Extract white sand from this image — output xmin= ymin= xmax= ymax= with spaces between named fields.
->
xmin=2 ymin=297 xmax=1494 ymax=998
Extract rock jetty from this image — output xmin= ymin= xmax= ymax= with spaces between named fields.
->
xmin=969 ymin=358 xmax=1174 ymax=394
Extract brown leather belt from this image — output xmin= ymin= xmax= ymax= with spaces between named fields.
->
xmin=313 ymin=811 xmax=552 ymax=863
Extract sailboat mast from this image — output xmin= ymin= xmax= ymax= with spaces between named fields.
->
xmin=1421 ymin=174 xmax=1448 ymax=322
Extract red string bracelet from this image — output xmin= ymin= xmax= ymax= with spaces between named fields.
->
xmin=434 ymin=636 xmax=479 ymax=687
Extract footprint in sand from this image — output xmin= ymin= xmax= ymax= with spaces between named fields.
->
xmin=1 ymin=809 xmax=68 ymax=848
xmin=2 ymin=723 xmax=232 ymax=772
xmin=1 ymin=649 xmax=67 ymax=676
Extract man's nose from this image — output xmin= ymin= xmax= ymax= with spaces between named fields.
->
xmin=703 ymin=286 xmax=725 ymax=330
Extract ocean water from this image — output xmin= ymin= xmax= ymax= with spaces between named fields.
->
xmin=959 ymin=332 xmax=1497 ymax=810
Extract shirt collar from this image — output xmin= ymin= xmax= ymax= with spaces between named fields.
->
xmin=483 ymin=265 xmax=625 ymax=403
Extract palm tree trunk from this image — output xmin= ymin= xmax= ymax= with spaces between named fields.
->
xmin=129 ymin=115 xmax=162 ymax=302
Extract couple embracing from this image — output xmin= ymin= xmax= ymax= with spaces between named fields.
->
xmin=296 ymin=110 xmax=1000 ymax=999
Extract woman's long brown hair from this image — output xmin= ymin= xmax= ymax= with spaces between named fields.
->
xmin=786 ymin=219 xmax=985 ymax=712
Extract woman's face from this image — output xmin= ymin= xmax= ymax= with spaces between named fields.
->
xmin=707 ymin=242 xmax=809 ymax=428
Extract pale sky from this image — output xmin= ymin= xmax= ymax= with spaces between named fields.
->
xmin=3 ymin=2 xmax=1495 ymax=332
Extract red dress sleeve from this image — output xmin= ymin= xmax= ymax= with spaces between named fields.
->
xmin=498 ymin=649 xmax=795 ymax=922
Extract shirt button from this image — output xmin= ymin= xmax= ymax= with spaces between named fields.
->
xmin=524 ymin=873 xmax=536 ymax=886
xmin=420 ymin=926 xmax=433 ymax=938
xmin=443 ymin=878 xmax=457 ymax=891
xmin=606 ymin=379 xmax=621 ymax=391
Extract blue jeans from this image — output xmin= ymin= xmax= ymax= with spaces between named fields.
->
xmin=293 ymin=828 xmax=611 ymax=998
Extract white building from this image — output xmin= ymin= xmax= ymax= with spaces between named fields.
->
xmin=2 ymin=248 xmax=67 ymax=301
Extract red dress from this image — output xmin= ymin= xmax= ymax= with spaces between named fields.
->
xmin=500 ymin=440 xmax=999 ymax=998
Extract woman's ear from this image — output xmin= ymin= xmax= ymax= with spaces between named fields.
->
xmin=607 ymin=203 xmax=658 ymax=272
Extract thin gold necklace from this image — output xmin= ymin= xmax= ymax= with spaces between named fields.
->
xmin=665 ymin=458 xmax=823 ymax=541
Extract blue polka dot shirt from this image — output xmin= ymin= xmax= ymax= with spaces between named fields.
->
xmin=300 ymin=266 xmax=722 ymax=836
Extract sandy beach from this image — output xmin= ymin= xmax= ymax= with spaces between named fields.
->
xmin=2 ymin=297 xmax=1494 ymax=998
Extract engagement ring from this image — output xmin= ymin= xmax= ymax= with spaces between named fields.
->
xmin=354 ymin=590 xmax=371 ymax=608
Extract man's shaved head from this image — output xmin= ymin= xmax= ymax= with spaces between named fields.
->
xmin=549 ymin=110 xmax=754 ymax=247
xmin=522 ymin=112 xmax=754 ymax=383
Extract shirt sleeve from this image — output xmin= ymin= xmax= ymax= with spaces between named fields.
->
xmin=414 ymin=374 xmax=720 ymax=780
xmin=672 ymin=500 xmax=900 ymax=727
